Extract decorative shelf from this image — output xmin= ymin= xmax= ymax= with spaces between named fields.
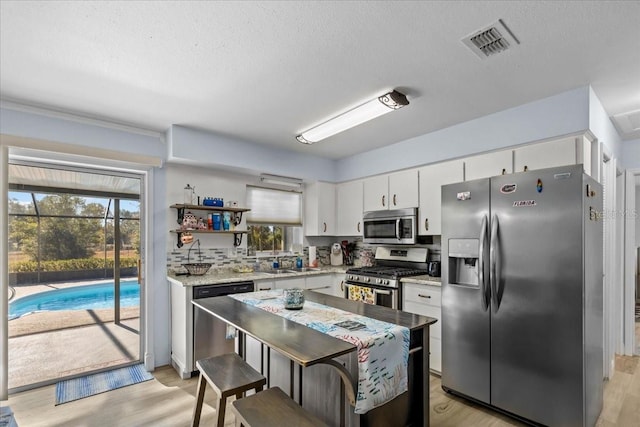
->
xmin=170 ymin=204 xmax=251 ymax=248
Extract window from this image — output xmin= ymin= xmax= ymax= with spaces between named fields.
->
xmin=246 ymin=185 xmax=303 ymax=256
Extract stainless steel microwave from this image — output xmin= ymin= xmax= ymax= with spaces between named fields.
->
xmin=362 ymin=208 xmax=417 ymax=245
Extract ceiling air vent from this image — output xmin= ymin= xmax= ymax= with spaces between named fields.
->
xmin=462 ymin=19 xmax=520 ymax=59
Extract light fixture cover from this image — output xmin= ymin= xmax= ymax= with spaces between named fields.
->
xmin=297 ymin=90 xmax=409 ymax=144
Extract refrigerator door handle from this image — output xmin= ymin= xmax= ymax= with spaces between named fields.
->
xmin=490 ymin=214 xmax=500 ymax=312
xmin=479 ymin=215 xmax=489 ymax=311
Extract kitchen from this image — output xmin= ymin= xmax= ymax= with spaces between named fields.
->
xmin=2 ymin=1 xmax=640 ymax=426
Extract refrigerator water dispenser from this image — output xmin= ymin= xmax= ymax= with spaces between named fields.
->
xmin=448 ymin=239 xmax=480 ymax=286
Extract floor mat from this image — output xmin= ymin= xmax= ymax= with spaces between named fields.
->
xmin=55 ymin=364 xmax=153 ymax=405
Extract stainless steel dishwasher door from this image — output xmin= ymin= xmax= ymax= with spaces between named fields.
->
xmin=192 ymin=281 xmax=254 ymax=369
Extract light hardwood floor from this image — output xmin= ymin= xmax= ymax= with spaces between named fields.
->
xmin=5 ymin=356 xmax=640 ymax=427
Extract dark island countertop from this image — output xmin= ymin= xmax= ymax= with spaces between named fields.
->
xmin=192 ymin=290 xmax=437 ymax=367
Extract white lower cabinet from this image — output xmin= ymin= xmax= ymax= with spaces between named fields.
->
xmin=402 ymin=283 xmax=441 ymax=373
xmin=273 ymin=277 xmax=305 ymax=289
xmin=254 ymin=279 xmax=274 ymax=291
xmin=305 ymin=274 xmax=344 ymax=297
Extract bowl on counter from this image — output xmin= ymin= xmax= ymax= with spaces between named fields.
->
xmin=182 ymin=262 xmax=212 ymax=276
xmin=283 ymin=288 xmax=305 ymax=310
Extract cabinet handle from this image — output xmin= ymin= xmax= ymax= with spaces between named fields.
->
xmin=259 ymin=287 xmax=271 ymax=291
xmin=382 ymin=195 xmax=386 ymax=207
xmin=340 ymin=281 xmax=344 ymax=291
xmin=393 ymin=194 xmax=397 ymax=206
xmin=357 ymin=222 xmax=360 ymax=233
xmin=501 ymin=168 xmax=506 ymax=175
xmin=308 ymin=286 xmax=330 ymax=291
xmin=424 ymin=218 xmax=429 ymax=231
xmin=323 ymin=222 xmax=327 ymax=232
xmin=418 ymin=294 xmax=432 ymax=299
xmin=523 ymin=165 xmax=528 ymax=172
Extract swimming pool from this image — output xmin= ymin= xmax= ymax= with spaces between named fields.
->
xmin=9 ymin=280 xmax=140 ymax=319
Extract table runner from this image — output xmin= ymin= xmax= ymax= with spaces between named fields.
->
xmin=230 ymin=289 xmax=410 ymax=414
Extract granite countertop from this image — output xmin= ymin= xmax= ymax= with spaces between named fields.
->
xmin=167 ymin=266 xmax=349 ymax=287
xmin=400 ymin=275 xmax=442 ymax=286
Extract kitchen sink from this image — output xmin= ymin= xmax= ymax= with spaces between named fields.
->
xmin=262 ymin=269 xmax=297 ymax=275
xmin=291 ymin=267 xmax=321 ymax=272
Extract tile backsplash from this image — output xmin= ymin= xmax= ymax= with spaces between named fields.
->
xmin=167 ymin=241 xmax=378 ymax=272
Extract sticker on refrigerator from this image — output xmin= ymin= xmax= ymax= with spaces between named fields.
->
xmin=456 ymin=191 xmax=471 ymax=201
xmin=513 ymin=200 xmax=537 ymax=207
xmin=500 ymin=184 xmax=517 ymax=194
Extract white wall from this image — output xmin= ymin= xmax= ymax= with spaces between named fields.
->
xmin=336 ymin=86 xmax=591 ymax=181
xmin=168 ymin=125 xmax=336 ymax=182
xmin=164 ymin=163 xmax=256 ymax=252
xmin=622 ymin=139 xmax=640 ymax=170
xmin=636 ymin=186 xmax=640 ymax=247
xmin=589 ymin=88 xmax=623 ymax=162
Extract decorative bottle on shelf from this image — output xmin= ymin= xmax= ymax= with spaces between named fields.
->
xmin=184 ymin=184 xmax=195 ymax=205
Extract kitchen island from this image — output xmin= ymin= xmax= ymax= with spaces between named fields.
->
xmin=193 ymin=290 xmax=436 ymax=427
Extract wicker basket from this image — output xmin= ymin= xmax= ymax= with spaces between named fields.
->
xmin=183 ymin=263 xmax=212 ymax=276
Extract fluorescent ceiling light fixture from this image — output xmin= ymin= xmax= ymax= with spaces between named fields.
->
xmin=296 ymin=90 xmax=409 ymax=144
xmin=259 ymin=173 xmax=303 ymax=188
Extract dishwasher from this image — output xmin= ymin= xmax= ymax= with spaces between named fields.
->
xmin=192 ymin=280 xmax=254 ymax=369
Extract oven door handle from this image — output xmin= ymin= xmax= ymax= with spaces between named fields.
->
xmin=373 ymin=289 xmax=392 ymax=296
xmin=395 ymin=219 xmax=401 ymax=240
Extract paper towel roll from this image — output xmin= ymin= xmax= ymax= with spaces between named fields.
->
xmin=309 ymin=246 xmax=317 ymax=268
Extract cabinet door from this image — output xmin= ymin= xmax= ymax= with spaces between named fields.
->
xmin=254 ymin=279 xmax=275 ymax=291
xmin=336 ymin=180 xmax=363 ymax=236
xmin=464 ymin=150 xmax=513 ymax=181
xmin=389 ymin=169 xmax=419 ymax=209
xmin=363 ymin=175 xmax=389 ymax=212
xmin=305 ymin=275 xmax=335 ymax=295
xmin=304 ymin=182 xmax=336 ymax=236
xmin=274 ymin=277 xmax=305 ymax=289
xmin=418 ymin=160 xmax=464 ymax=235
xmin=513 ymin=136 xmax=579 ymax=173
xmin=402 ymin=283 xmax=442 ymax=373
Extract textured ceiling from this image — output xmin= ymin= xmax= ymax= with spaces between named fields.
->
xmin=1 ymin=1 xmax=639 ymax=160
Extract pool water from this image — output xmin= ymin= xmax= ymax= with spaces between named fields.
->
xmin=9 ymin=280 xmax=140 ymax=319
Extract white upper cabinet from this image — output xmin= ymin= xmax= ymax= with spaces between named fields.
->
xmin=418 ymin=159 xmax=464 ymax=235
xmin=514 ymin=135 xmax=592 ymax=176
xmin=363 ymin=170 xmax=418 ymax=212
xmin=304 ymin=181 xmax=336 ymax=236
xmin=389 ymin=169 xmax=419 ymax=209
xmin=336 ymin=180 xmax=363 ymax=236
xmin=363 ymin=175 xmax=388 ymax=212
xmin=464 ymin=150 xmax=513 ymax=181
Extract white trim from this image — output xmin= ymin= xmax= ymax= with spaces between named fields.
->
xmin=624 ymin=170 xmax=637 ymax=356
xmin=1 ymin=145 xmax=8 ymax=400
xmin=143 ymin=168 xmax=155 ymax=371
xmin=0 ymin=134 xmax=163 ymax=168
xmin=601 ymin=144 xmax=615 ymax=379
xmin=0 ymin=99 xmax=164 ymax=139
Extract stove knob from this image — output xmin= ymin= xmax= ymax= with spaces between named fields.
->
xmin=384 ymin=279 xmax=389 ymax=285
xmin=365 ymin=277 xmax=370 ymax=283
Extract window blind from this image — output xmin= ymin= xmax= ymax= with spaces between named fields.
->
xmin=246 ymin=185 xmax=302 ymax=226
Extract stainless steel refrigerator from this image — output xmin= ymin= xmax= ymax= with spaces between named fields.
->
xmin=441 ymin=164 xmax=603 ymax=427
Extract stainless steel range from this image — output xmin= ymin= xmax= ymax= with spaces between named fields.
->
xmin=344 ymin=247 xmax=429 ymax=309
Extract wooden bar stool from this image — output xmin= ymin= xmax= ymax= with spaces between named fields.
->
xmin=230 ymin=386 xmax=329 ymax=427
xmin=192 ymin=353 xmax=266 ymax=427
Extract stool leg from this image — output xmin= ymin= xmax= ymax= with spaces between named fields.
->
xmin=217 ymin=396 xmax=227 ymax=427
xmin=191 ymin=374 xmax=207 ymax=427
